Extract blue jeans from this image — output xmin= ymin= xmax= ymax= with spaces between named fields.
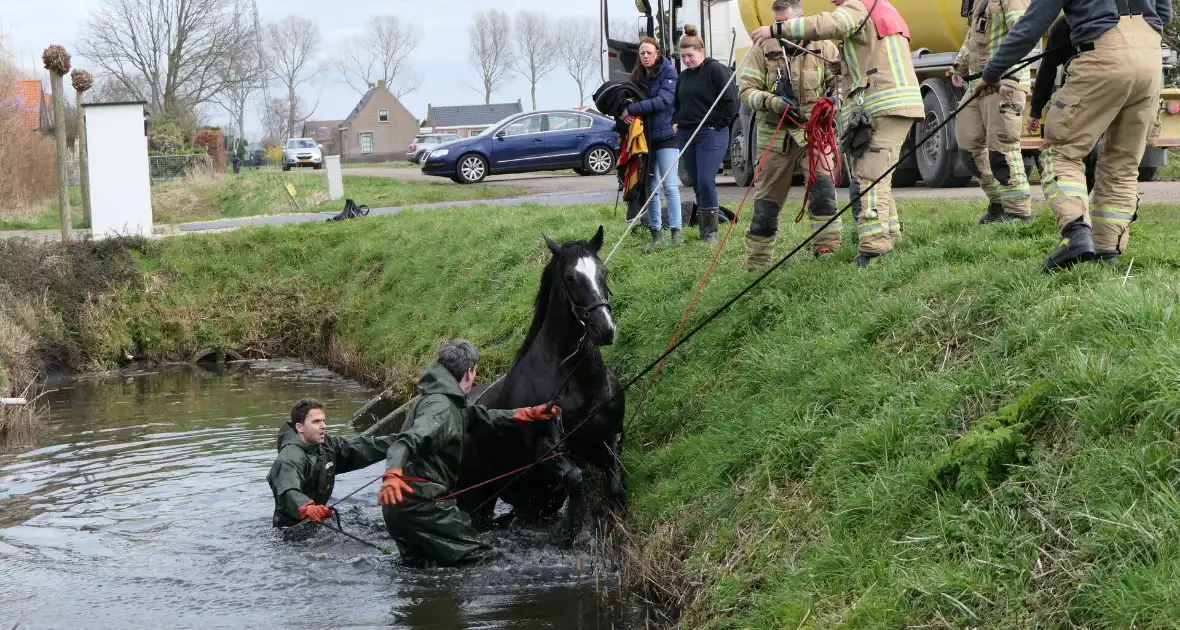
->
xmin=648 ymin=147 xmax=682 ymax=231
xmin=677 ymin=127 xmax=729 ymax=209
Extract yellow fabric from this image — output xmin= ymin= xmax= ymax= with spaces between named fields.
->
xmin=620 ymin=117 xmax=649 ymax=199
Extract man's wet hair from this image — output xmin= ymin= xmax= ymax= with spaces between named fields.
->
xmin=290 ymin=398 xmax=325 ymax=425
xmin=437 ymin=339 xmax=480 ymax=381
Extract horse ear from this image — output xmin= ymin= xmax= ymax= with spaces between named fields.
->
xmin=542 ymin=233 xmax=561 ymax=256
xmin=589 ymin=225 xmax=605 ymax=254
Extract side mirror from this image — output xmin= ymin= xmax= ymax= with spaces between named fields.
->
xmin=495 ymin=130 xmax=506 ymax=139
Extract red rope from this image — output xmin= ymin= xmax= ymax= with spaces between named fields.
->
xmin=794 ymin=97 xmax=841 ymax=224
xmin=403 ymin=451 xmax=570 ymax=503
xmin=627 ymin=105 xmax=797 ymax=426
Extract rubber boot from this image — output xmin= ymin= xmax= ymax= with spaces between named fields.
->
xmin=1096 ymin=251 xmax=1120 ymax=267
xmin=670 ymin=228 xmax=682 ymax=245
xmin=743 ymin=233 xmax=775 ymax=271
xmin=644 ymin=227 xmax=663 ymax=253
xmin=814 ymin=246 xmax=836 ymax=259
xmin=1043 ymin=217 xmax=1097 ymax=272
xmin=978 ymin=201 xmax=1006 ymax=224
xmin=853 ymin=251 xmax=884 ymax=268
xmin=699 ymin=208 xmax=719 ymax=243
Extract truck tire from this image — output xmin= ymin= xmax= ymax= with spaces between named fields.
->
xmin=729 ymin=123 xmax=753 ymax=187
xmin=916 ymin=81 xmax=971 ymax=188
xmin=1139 ymin=166 xmax=1158 ymax=182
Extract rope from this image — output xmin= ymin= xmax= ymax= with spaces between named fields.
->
xmin=603 ymin=37 xmax=754 ymax=265
xmin=794 ymin=97 xmax=840 ymax=224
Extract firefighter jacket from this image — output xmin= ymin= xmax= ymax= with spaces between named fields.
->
xmin=772 ymin=0 xmax=923 ymax=121
xmin=953 ymin=0 xmax=1032 ymax=89
xmin=739 ymin=37 xmax=841 ymax=152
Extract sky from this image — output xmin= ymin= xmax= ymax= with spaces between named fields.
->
xmin=1 ymin=0 xmax=710 ymax=140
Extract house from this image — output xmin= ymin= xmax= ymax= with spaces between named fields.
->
xmin=422 ymin=100 xmax=524 ymax=138
xmin=5 ymin=79 xmax=51 ymax=132
xmin=300 ymin=119 xmax=342 ymax=155
xmin=337 ymin=80 xmax=419 ymax=163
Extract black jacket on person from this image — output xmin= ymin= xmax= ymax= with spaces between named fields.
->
xmin=1029 ymin=17 xmax=1073 ymax=120
xmin=673 ymin=58 xmax=739 ymax=132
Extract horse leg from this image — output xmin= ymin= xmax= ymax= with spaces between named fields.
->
xmin=604 ymin=431 xmax=628 ymax=522
xmin=539 ymin=436 xmax=585 ymax=548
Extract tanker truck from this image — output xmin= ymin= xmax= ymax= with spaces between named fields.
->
xmin=601 ymin=0 xmax=1180 ymax=188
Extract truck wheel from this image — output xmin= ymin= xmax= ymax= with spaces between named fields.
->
xmin=730 ymin=125 xmax=753 ymax=187
xmin=916 ymin=81 xmax=971 ymax=188
xmin=1139 ymin=167 xmax=1158 ymax=182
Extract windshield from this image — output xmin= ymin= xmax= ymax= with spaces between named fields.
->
xmin=287 ymin=139 xmax=316 ymax=149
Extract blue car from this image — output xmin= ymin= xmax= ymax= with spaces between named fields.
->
xmin=422 ymin=110 xmax=620 ymax=184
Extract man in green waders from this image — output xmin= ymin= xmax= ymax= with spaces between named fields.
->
xmin=378 ymin=339 xmax=560 ymax=568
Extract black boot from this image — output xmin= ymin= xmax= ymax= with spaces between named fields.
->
xmin=1096 ymin=251 xmax=1120 ymax=267
xmin=853 ymin=251 xmax=884 ymax=268
xmin=699 ymin=208 xmax=719 ymax=243
xmin=670 ymin=228 xmax=682 ymax=245
xmin=979 ymin=201 xmax=1006 ymax=224
xmin=1043 ymin=218 xmax=1097 ymax=272
xmin=644 ymin=227 xmax=663 ymax=253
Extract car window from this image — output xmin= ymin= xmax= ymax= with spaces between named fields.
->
xmin=547 ymin=113 xmax=586 ymax=132
xmin=500 ymin=115 xmax=544 ymax=137
xmin=412 ymin=136 xmax=424 ymax=143
xmin=287 ymin=139 xmax=315 ymax=149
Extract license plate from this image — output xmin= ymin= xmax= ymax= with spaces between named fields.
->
xmin=299 ymin=158 xmax=309 ymax=162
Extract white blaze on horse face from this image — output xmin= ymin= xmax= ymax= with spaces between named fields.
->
xmin=575 ymin=256 xmax=615 ymax=332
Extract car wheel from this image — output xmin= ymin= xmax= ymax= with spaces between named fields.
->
xmin=282 ymin=166 xmax=290 ymax=172
xmin=457 ymin=154 xmax=487 ymax=184
xmin=583 ymin=146 xmax=615 ymax=175
xmin=313 ymin=164 xmax=323 ymax=170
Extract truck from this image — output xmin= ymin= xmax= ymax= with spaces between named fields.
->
xmin=601 ymin=0 xmax=1180 ymax=189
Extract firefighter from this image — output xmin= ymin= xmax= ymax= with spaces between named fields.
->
xmin=951 ymin=0 xmax=1033 ymax=225
xmin=977 ymin=0 xmax=1171 ymax=270
xmin=753 ymin=0 xmax=923 ymax=267
xmin=739 ymin=0 xmax=842 ymax=269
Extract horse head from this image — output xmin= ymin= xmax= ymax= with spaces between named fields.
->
xmin=542 ymin=225 xmax=616 ymax=347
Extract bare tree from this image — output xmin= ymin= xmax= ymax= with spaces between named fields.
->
xmin=511 ymin=12 xmax=557 ymax=110
xmin=264 ymin=15 xmax=321 ymax=140
xmin=79 ymin=0 xmax=249 ymax=116
xmin=335 ymin=16 xmax=420 ymax=97
xmin=209 ymin=0 xmax=264 ymax=144
xmin=259 ymin=94 xmax=305 ymax=140
xmin=468 ymin=10 xmax=513 ymax=105
xmin=558 ymin=17 xmax=602 ymax=106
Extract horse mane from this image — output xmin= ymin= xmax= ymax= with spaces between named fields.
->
xmin=512 ymin=239 xmax=592 ymax=364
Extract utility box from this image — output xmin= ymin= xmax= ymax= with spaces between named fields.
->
xmin=83 ymin=102 xmax=153 ymax=239
xmin=325 ymin=155 xmax=344 ymax=201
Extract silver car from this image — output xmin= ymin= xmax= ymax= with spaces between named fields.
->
xmin=406 ymin=133 xmax=460 ymax=163
xmin=282 ymin=138 xmax=323 ymax=171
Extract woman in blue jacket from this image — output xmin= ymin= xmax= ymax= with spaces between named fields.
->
xmin=623 ymin=36 xmax=681 ymax=252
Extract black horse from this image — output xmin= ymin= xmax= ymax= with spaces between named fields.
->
xmin=458 ymin=226 xmax=626 ymax=546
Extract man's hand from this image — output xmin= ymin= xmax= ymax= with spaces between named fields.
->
xmin=298 ymin=500 xmax=332 ymax=522
xmin=513 ymin=404 xmax=563 ymax=422
xmin=973 ymin=78 xmax=999 ymax=97
xmin=950 ymin=73 xmax=965 ymax=88
xmin=1027 ymin=116 xmax=1041 ymax=135
xmin=377 ymin=469 xmax=414 ymax=506
xmin=751 ymin=25 xmax=773 ymax=44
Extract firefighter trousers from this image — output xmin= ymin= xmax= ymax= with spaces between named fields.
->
xmin=956 ymin=89 xmax=1032 ymax=217
xmin=1040 ymin=16 xmax=1161 ymax=254
xmin=852 ymin=115 xmax=914 ymax=255
xmin=746 ymin=137 xmax=841 ymax=266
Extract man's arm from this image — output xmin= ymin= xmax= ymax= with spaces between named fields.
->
xmin=1001 ymin=0 xmax=1030 ymax=30
xmin=329 ymin=434 xmax=396 ymax=475
xmin=385 ymin=397 xmax=455 ymax=471
xmin=269 ymin=458 xmax=313 ymax=523
xmin=1157 ymin=0 xmax=1172 ymax=28
xmin=952 ymin=37 xmax=971 ymax=77
xmin=981 ymin=0 xmax=1064 ymax=84
xmin=1030 ymin=17 xmax=1072 ymax=117
xmin=739 ymin=47 xmax=778 ymax=114
xmin=773 ymin=3 xmax=867 ymax=42
xmin=467 ymin=404 xmax=523 ymax=434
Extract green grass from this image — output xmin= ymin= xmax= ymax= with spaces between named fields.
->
xmin=7 ymin=199 xmax=1180 ymax=627
xmin=1155 ymin=149 xmax=1180 ymax=181
xmin=0 ymin=170 xmax=526 ymax=229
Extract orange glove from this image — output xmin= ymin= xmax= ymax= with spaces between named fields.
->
xmin=513 ymin=404 xmax=562 ymax=422
xmin=298 ymin=500 xmax=332 ymax=522
xmin=377 ymin=469 xmax=414 ymax=506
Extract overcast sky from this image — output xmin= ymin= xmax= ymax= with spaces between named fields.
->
xmin=2 ymin=0 xmax=708 ymax=140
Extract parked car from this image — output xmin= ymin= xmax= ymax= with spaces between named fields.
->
xmin=282 ymin=138 xmax=323 ymax=171
xmin=406 ymin=133 xmax=461 ymax=163
xmin=421 ymin=110 xmax=619 ymax=184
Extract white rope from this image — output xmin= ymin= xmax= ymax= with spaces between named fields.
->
xmin=603 ymin=43 xmax=759 ymax=265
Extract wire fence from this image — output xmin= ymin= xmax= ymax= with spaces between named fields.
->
xmin=66 ymin=154 xmax=215 ymax=186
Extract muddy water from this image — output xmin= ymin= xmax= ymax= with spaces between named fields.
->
xmin=0 ymin=362 xmax=632 ymax=629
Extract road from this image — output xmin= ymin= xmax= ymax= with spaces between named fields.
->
xmin=6 ymin=167 xmax=1179 ymax=241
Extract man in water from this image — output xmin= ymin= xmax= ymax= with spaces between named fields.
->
xmin=267 ymin=398 xmax=394 ymax=527
xmin=378 ymin=339 xmax=560 ymax=568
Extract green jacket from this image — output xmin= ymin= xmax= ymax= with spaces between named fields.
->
xmin=385 ymin=362 xmax=518 ymax=495
xmin=266 ymin=422 xmax=393 ymax=527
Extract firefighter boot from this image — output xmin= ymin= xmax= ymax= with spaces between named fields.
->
xmin=699 ymin=208 xmax=719 ymax=243
xmin=1043 ymin=217 xmax=1097 ymax=272
xmin=644 ymin=227 xmax=663 ymax=254
xmin=978 ymin=201 xmax=1007 ymax=224
xmin=743 ymin=234 xmax=776 ymax=271
xmin=853 ymin=251 xmax=885 ymax=268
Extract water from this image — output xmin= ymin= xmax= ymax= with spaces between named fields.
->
xmin=0 ymin=362 xmax=633 ymax=630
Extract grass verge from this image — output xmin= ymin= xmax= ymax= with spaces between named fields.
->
xmin=341 ymin=161 xmax=419 ymax=169
xmin=3 ymin=199 xmax=1180 ymax=627
xmin=0 ymin=169 xmax=527 ymax=229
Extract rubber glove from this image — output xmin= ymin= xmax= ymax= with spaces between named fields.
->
xmin=512 ymin=404 xmax=562 ymax=422
xmin=377 ymin=469 xmax=414 ymax=506
xmin=299 ymin=500 xmax=332 ymax=522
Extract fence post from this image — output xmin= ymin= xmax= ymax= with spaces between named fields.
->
xmin=326 ymin=155 xmax=343 ymax=201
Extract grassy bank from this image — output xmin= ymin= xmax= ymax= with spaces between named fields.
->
xmin=0 ymin=169 xmax=526 ymax=229
xmin=4 ymin=199 xmax=1180 ymax=626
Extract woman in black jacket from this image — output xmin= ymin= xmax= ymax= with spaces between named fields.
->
xmin=673 ymin=24 xmax=738 ymax=243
